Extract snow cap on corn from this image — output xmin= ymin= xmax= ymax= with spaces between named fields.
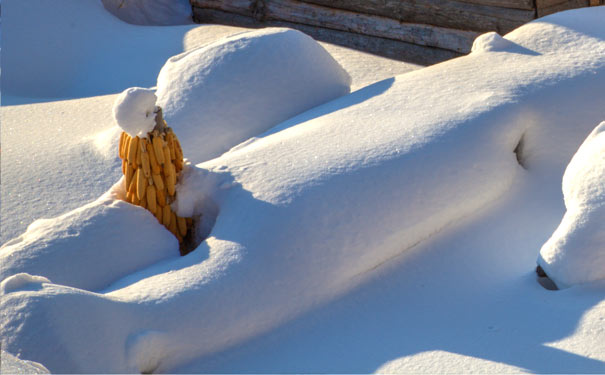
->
xmin=113 ymin=87 xmax=158 ymax=137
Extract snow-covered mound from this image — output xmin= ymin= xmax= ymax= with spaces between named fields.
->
xmin=1 ymin=0 xmax=197 ymax=98
xmin=538 ymin=121 xmax=605 ymax=288
xmin=156 ymin=27 xmax=351 ymax=163
xmin=0 ymin=186 xmax=179 ymax=291
xmin=1 ymin=7 xmax=605 ymax=374
xmin=101 ymin=0 xmax=193 ymax=26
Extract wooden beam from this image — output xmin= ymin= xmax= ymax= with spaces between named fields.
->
xmin=192 ymin=8 xmax=463 ymax=65
xmin=299 ymin=0 xmax=535 ymax=33
xmin=191 ymin=0 xmax=480 ymax=53
xmin=536 ymin=0 xmax=589 ymax=16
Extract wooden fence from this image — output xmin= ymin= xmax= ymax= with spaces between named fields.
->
xmin=190 ymin=0 xmax=603 ymax=64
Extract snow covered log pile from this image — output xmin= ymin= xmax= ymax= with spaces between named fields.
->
xmin=190 ymin=0 xmax=601 ymax=64
xmin=114 ymin=88 xmax=192 ymax=250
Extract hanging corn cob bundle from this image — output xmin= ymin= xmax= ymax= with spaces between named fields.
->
xmin=116 ymin=101 xmax=192 ymax=248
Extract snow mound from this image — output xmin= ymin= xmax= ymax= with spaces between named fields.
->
xmin=113 ymin=87 xmax=158 ymax=137
xmin=0 ymin=273 xmax=51 ymax=295
xmin=538 ymin=121 xmax=605 ymax=288
xmin=101 ymin=0 xmax=192 ymax=26
xmin=0 ymin=186 xmax=179 ymax=292
xmin=156 ymin=27 xmax=351 ymax=163
xmin=471 ymin=32 xmax=517 ymax=53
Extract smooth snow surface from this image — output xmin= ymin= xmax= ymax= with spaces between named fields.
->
xmin=113 ymin=87 xmax=158 ymax=137
xmin=538 ymin=121 xmax=605 ymax=288
xmin=1 ymin=0 xmax=197 ymax=98
xmin=2 ymin=1 xmax=605 ymax=373
xmin=101 ymin=0 xmax=193 ymax=26
xmin=156 ymin=27 xmax=351 ymax=163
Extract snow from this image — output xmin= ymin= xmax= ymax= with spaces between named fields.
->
xmin=1 ymin=0 xmax=605 ymax=373
xmin=0 ymin=186 xmax=179 ymax=292
xmin=156 ymin=27 xmax=351 ymax=163
xmin=113 ymin=87 xmax=158 ymax=137
xmin=0 ymin=350 xmax=50 ymax=375
xmin=538 ymin=121 xmax=605 ymax=288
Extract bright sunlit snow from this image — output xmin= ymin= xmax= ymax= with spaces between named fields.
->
xmin=1 ymin=0 xmax=604 ymax=373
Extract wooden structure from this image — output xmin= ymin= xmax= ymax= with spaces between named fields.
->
xmin=190 ymin=0 xmax=603 ymax=64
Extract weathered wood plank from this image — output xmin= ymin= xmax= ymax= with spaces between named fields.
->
xmin=192 ymin=7 xmax=462 ymax=65
xmin=191 ymin=0 xmax=480 ymax=53
xmin=454 ymin=0 xmax=534 ymax=10
xmin=300 ymin=0 xmax=535 ymax=33
xmin=536 ymin=0 xmax=589 ymax=16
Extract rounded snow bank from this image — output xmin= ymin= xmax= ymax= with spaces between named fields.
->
xmin=538 ymin=121 xmax=605 ymax=288
xmin=156 ymin=27 xmax=351 ymax=163
xmin=0 ymin=187 xmax=179 ymax=292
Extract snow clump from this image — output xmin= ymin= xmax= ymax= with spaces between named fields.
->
xmin=538 ymin=121 xmax=605 ymax=288
xmin=156 ymin=27 xmax=351 ymax=163
xmin=113 ymin=87 xmax=158 ymax=137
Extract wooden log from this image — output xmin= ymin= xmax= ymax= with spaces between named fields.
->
xmin=299 ymin=0 xmax=535 ymax=33
xmin=192 ymin=7 xmax=462 ymax=65
xmin=191 ymin=0 xmax=480 ymax=53
xmin=536 ymin=0 xmax=589 ymax=16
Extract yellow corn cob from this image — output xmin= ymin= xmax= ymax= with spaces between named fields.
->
xmin=126 ymin=191 xmax=133 ymax=202
xmin=162 ymin=144 xmax=171 ymax=165
xmin=156 ymin=187 xmax=166 ymax=207
xmin=132 ymin=193 xmax=140 ymax=206
xmin=165 ymin=162 xmax=176 ymax=196
xmin=128 ymin=172 xmax=137 ymax=195
xmin=169 ymin=211 xmax=178 ymax=237
xmin=125 ymin=163 xmax=134 ymax=190
xmin=151 ymin=173 xmax=164 ymax=191
xmin=175 ymin=157 xmax=184 ymax=173
xmin=177 ymin=216 xmax=187 ymax=237
xmin=162 ymin=205 xmax=171 ymax=227
xmin=155 ymin=204 xmax=163 ymax=223
xmin=122 ymin=159 xmax=127 ymax=175
xmin=119 ymin=132 xmax=126 ymax=159
xmin=135 ymin=140 xmax=142 ymax=166
xmin=136 ymin=168 xmax=146 ymax=201
xmin=152 ymin=132 xmax=165 ymax=165
xmin=141 ymin=144 xmax=151 ymax=178
xmin=174 ymin=137 xmax=184 ymax=162
xmin=139 ymin=195 xmax=147 ymax=209
xmin=166 ymin=132 xmax=176 ymax=161
xmin=146 ymin=141 xmax=161 ymax=175
xmin=146 ymin=185 xmax=157 ymax=213
xmin=127 ymin=136 xmax=139 ymax=168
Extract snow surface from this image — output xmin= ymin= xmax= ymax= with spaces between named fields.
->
xmin=538 ymin=121 xmax=605 ymax=288
xmin=113 ymin=87 xmax=159 ymax=136
xmin=0 ymin=350 xmax=50 ymax=375
xmin=156 ymin=27 xmax=351 ymax=163
xmin=1 ymin=1 xmax=605 ymax=373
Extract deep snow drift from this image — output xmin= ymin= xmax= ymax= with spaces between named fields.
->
xmin=538 ymin=121 xmax=605 ymax=288
xmin=156 ymin=27 xmax=351 ymax=163
xmin=1 ymin=1 xmax=605 ymax=373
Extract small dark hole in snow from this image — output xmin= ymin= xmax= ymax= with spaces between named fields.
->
xmin=514 ymin=134 xmax=527 ymax=169
xmin=536 ymin=265 xmax=558 ymax=291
